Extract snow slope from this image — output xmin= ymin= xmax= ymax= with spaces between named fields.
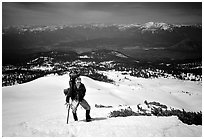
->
xmin=2 ymin=72 xmax=202 ymax=137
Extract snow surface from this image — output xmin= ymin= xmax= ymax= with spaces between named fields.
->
xmin=2 ymin=71 xmax=202 ymax=137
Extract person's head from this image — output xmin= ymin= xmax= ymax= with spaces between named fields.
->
xmin=75 ymin=77 xmax=81 ymax=85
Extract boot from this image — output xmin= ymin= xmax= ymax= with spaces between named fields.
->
xmin=73 ymin=112 xmax=78 ymax=121
xmin=86 ymin=110 xmax=92 ymax=122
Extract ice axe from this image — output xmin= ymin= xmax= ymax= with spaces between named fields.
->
xmin=64 ymin=88 xmax=71 ymax=124
xmin=66 ymin=103 xmax=71 ymax=124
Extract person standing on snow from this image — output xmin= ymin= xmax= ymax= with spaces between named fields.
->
xmin=66 ymin=76 xmax=92 ymax=122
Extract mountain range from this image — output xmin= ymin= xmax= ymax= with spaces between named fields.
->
xmin=2 ymin=22 xmax=202 ymax=65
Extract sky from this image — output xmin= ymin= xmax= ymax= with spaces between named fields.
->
xmin=2 ymin=2 xmax=202 ymax=26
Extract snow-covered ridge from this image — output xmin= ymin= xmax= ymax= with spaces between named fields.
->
xmin=2 ymin=72 xmax=202 ymax=136
xmin=3 ymin=22 xmax=201 ymax=33
xmin=111 ymin=51 xmax=128 ymax=58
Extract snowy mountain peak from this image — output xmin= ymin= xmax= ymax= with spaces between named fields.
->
xmin=144 ymin=22 xmax=155 ymax=27
xmin=141 ymin=22 xmax=172 ymax=31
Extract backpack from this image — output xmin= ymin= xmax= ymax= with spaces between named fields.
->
xmin=69 ymin=70 xmax=80 ymax=81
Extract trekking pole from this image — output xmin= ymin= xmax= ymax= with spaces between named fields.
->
xmin=67 ymin=103 xmax=71 ymax=124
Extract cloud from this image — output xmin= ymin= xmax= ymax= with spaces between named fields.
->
xmin=2 ymin=2 xmax=202 ymax=26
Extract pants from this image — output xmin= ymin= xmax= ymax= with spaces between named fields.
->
xmin=71 ymin=99 xmax=91 ymax=113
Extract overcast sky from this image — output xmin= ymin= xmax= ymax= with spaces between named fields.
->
xmin=2 ymin=2 xmax=202 ymax=26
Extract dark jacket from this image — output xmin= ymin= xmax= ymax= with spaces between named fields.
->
xmin=71 ymin=83 xmax=86 ymax=102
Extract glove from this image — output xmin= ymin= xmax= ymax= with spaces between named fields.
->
xmin=65 ymin=99 xmax=72 ymax=108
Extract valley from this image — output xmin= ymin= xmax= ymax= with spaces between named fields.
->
xmin=3 ymin=22 xmax=202 ymax=64
xmin=2 ymin=50 xmax=202 ymax=87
